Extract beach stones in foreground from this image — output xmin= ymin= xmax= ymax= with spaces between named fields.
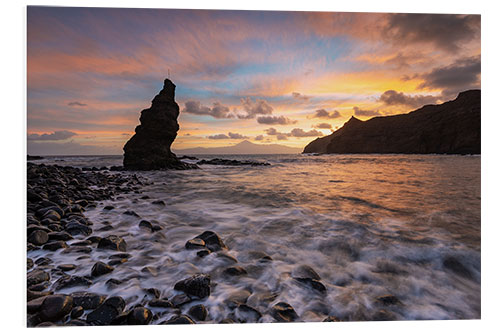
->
xmin=174 ymin=273 xmax=211 ymax=298
xmin=38 ymin=294 xmax=73 ymax=322
xmin=185 ymin=230 xmax=227 ymax=252
xmin=270 ymin=302 xmax=299 ymax=322
xmin=97 ymin=235 xmax=127 ymax=251
xmin=162 ymin=315 xmax=195 ymax=324
xmin=91 ymin=261 xmax=115 ymax=277
xmin=86 ymin=296 xmax=126 ymax=325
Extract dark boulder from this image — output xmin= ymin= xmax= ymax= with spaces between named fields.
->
xmin=162 ymin=315 xmax=195 ymax=324
xmin=28 ymin=230 xmax=49 ymax=246
xmin=174 ymin=273 xmax=211 ymax=299
xmin=223 ymin=266 xmax=248 ymax=277
xmin=292 ymin=264 xmax=321 ymax=280
xmin=42 ymin=240 xmax=68 ymax=251
xmin=91 ymin=261 xmax=114 ymax=277
xmin=293 ymin=277 xmax=327 ymax=294
xmin=97 ymin=235 xmax=127 ymax=251
xmin=139 ymin=220 xmax=154 ymax=231
xmin=270 ymin=302 xmax=299 ymax=322
xmin=27 ymin=269 xmax=50 ymax=287
xmin=54 ymin=275 xmax=92 ymax=290
xmin=65 ymin=222 xmax=92 ymax=236
xmin=127 ymin=307 xmax=153 ymax=325
xmin=57 ymin=264 xmax=76 ymax=272
xmin=71 ymin=306 xmax=84 ymax=319
xmin=188 ymin=304 xmax=208 ymax=321
xmin=148 ymin=298 xmax=173 ymax=308
xmin=323 ymin=315 xmax=341 ymax=322
xmin=38 ymin=294 xmax=73 ymax=322
xmin=193 ymin=231 xmax=227 ymax=251
xmin=86 ymin=296 xmax=125 ymax=325
xmin=376 ymin=295 xmax=402 ymax=306
xmin=185 ymin=238 xmax=206 ymax=250
xmin=71 ymin=292 xmax=106 ymax=310
xmin=443 ymin=256 xmax=474 ymax=279
xmin=123 ymin=79 xmax=194 ymax=170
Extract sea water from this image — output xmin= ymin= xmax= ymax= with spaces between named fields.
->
xmin=28 ymin=154 xmax=481 ymax=322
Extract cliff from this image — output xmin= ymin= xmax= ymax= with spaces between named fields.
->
xmin=303 ymin=90 xmax=480 ymax=155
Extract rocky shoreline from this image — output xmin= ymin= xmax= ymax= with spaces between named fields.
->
xmin=26 ymin=162 xmax=311 ymax=326
xmin=26 ymin=162 xmax=416 ymax=326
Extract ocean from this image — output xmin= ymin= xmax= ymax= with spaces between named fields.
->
xmin=28 ymin=154 xmax=481 ymax=322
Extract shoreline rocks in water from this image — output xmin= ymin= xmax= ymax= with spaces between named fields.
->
xmin=123 ymin=79 xmax=196 ymax=170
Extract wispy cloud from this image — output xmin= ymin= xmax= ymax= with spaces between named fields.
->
xmin=27 ymin=130 xmax=77 ymax=141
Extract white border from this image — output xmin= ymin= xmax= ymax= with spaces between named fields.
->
xmin=2 ymin=1 xmax=499 ymax=332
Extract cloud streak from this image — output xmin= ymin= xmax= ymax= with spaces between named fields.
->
xmin=28 ymin=130 xmax=77 ymax=141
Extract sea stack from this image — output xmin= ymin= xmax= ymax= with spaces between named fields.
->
xmin=123 ymin=79 xmax=194 ymax=170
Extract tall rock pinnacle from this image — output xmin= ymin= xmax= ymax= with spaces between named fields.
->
xmin=123 ymin=79 xmax=193 ymax=170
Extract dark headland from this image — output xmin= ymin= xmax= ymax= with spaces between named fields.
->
xmin=303 ymin=90 xmax=481 ymax=155
xmin=123 ymin=79 xmax=195 ymax=170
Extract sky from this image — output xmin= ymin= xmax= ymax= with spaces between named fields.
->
xmin=27 ymin=7 xmax=481 ymax=155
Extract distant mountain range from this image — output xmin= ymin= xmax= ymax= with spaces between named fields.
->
xmin=173 ymin=140 xmax=301 ymax=155
xmin=303 ymin=90 xmax=480 ymax=155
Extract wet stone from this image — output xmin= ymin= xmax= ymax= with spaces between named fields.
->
xmin=29 ymin=282 xmax=50 ymax=292
xmin=39 ymin=294 xmax=73 ymax=322
xmin=35 ymin=257 xmax=53 ymax=266
xmin=171 ymin=293 xmax=192 ymax=307
xmin=54 ymin=275 xmax=92 ymax=290
xmin=65 ymin=222 xmax=92 ymax=236
xmin=71 ymin=292 xmax=106 ymax=310
xmin=148 ymin=298 xmax=173 ymax=308
xmin=103 ymin=205 xmax=114 ymax=211
xmin=87 ymin=236 xmax=102 ymax=244
xmin=197 ymin=250 xmax=211 ymax=257
xmin=71 ymin=240 xmax=92 ymax=246
xmin=108 ymin=259 xmax=127 ymax=266
xmin=98 ymin=235 xmax=127 ymax=252
xmin=443 ymin=256 xmax=474 ymax=279
xmin=27 ymin=296 xmax=47 ymax=314
xmin=188 ymin=304 xmax=208 ymax=321
xmin=223 ymin=266 xmax=248 ymax=277
xmin=163 ymin=315 xmax=195 ymax=324
xmin=127 ymin=307 xmax=153 ymax=325
xmin=86 ymin=297 xmax=125 ymax=325
xmin=27 ymin=269 xmax=50 ymax=287
xmin=27 ymin=258 xmax=34 ymax=270
xmin=294 ymin=278 xmax=327 ymax=294
xmin=71 ymin=306 xmax=84 ymax=319
xmin=91 ymin=261 xmax=114 ymax=277
xmin=66 ymin=319 xmax=89 ymax=326
xmin=376 ymin=295 xmax=402 ymax=306
xmin=139 ymin=220 xmax=154 ymax=231
xmin=270 ymin=302 xmax=299 ymax=322
xmin=292 ymin=264 xmax=321 ymax=280
xmin=28 ymin=230 xmax=49 ymax=246
xmin=42 ymin=240 xmax=68 ymax=251
xmin=123 ymin=210 xmax=140 ymax=217
xmin=194 ymin=230 xmax=227 ymax=252
xmin=185 ymin=238 xmax=205 ymax=250
xmin=62 ymin=246 xmax=92 ymax=254
xmin=27 ymin=289 xmax=53 ymax=302
xmin=174 ymin=274 xmax=211 ymax=299
xmin=323 ymin=315 xmax=342 ymax=322
xmin=151 ymin=200 xmax=165 ymax=205
xmin=106 ymin=278 xmax=123 ymax=288
xmin=57 ymin=264 xmax=76 ymax=272
xmin=146 ymin=288 xmax=161 ymax=298
xmin=48 ymin=231 xmax=73 ymax=241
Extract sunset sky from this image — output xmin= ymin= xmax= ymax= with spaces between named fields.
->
xmin=27 ymin=7 xmax=480 ymax=155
